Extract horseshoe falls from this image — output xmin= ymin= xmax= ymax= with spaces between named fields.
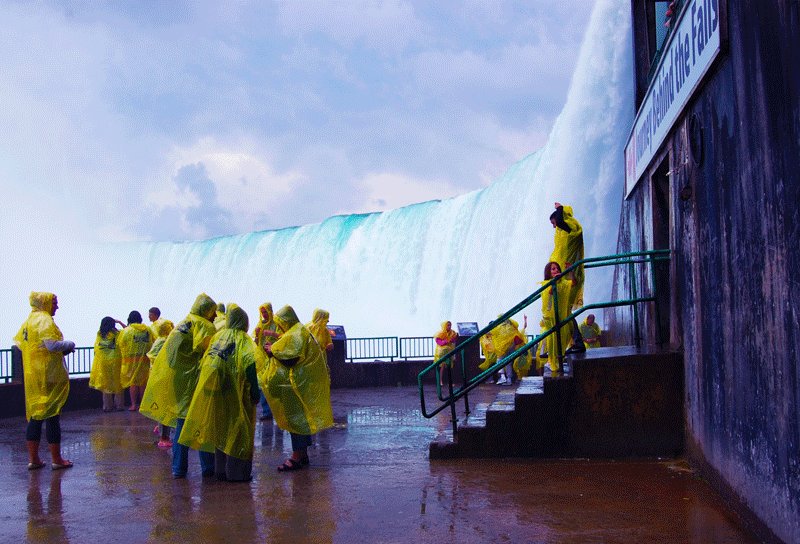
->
xmin=1 ymin=0 xmax=633 ymax=346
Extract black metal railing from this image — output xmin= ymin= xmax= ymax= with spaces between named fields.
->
xmin=0 ymin=349 xmax=12 ymax=384
xmin=417 ymin=249 xmax=671 ymax=436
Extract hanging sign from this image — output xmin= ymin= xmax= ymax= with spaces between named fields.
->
xmin=624 ymin=0 xmax=721 ymax=198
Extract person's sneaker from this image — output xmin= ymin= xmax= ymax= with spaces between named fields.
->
xmin=157 ymin=439 xmax=172 ymax=448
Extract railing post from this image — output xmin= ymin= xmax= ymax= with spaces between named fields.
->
xmin=447 ymin=363 xmax=457 ymax=436
xmin=553 ymin=278 xmax=563 ymax=368
xmin=650 ymin=253 xmax=664 ymax=346
xmin=630 ymin=261 xmax=641 ymax=348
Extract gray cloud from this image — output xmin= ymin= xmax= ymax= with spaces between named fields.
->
xmin=138 ymin=163 xmax=234 ymax=241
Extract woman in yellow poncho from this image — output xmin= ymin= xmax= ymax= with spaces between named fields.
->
xmin=118 ymin=310 xmax=155 ymax=411
xmin=541 ymin=261 xmax=575 ymax=373
xmin=179 ymin=304 xmax=264 ymax=482
xmin=259 ymin=305 xmax=333 ymax=472
xmin=253 ymin=302 xmax=278 ymax=420
xmin=434 ymin=321 xmax=458 ymax=387
xmin=89 ymin=316 xmax=126 ymax=412
xmin=140 ymin=293 xmax=217 ymax=479
xmin=306 ymin=308 xmax=334 ymax=352
xmin=14 ymin=292 xmax=75 ymax=470
xmin=147 ymin=319 xmax=174 ymax=447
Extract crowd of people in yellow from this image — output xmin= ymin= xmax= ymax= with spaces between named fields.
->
xmin=15 ymin=202 xmax=599 ymax=477
xmin=15 ymin=292 xmax=335 ymax=481
xmin=438 ymin=202 xmax=602 ymax=386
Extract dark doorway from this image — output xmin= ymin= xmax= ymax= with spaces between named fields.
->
xmin=652 ymin=158 xmax=671 ymax=345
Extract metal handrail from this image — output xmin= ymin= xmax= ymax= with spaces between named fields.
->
xmin=0 ymin=349 xmax=12 ymax=384
xmin=417 ymin=249 xmax=670 ymax=434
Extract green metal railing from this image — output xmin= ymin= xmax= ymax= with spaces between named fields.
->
xmin=417 ymin=249 xmax=671 ymax=435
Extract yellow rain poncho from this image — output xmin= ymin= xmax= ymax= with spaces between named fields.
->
xmin=259 ymin=305 xmax=333 ymax=435
xmin=213 ymin=303 xmax=227 ymax=331
xmin=478 ymin=333 xmax=497 ymax=371
xmin=579 ymin=318 xmax=602 ymax=348
xmin=306 ymin=308 xmax=333 ymax=352
xmin=89 ymin=330 xmax=123 ymax=394
xmin=490 ymin=318 xmax=531 ymax=377
xmin=147 ymin=320 xmax=174 ymax=363
xmin=541 ymin=277 xmax=574 ymax=372
xmin=550 ymin=204 xmax=584 ymax=309
xmin=512 ymin=323 xmax=532 ymax=378
xmin=118 ymin=323 xmax=155 ymax=388
xmin=13 ymin=292 xmax=70 ymax=421
xmin=179 ymin=304 xmax=264 ymax=460
xmin=253 ymin=302 xmax=279 ymax=354
xmin=140 ymin=293 xmax=217 ymax=427
xmin=434 ymin=321 xmax=458 ymax=362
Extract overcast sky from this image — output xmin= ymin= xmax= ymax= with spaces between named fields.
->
xmin=1 ymin=0 xmax=596 ymax=242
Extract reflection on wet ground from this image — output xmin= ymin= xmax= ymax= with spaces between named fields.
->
xmin=0 ymin=386 xmax=757 ymax=543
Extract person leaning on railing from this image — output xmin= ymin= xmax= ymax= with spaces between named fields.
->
xmin=540 ymin=262 xmax=576 ymax=374
xmin=14 ymin=292 xmax=75 ymax=470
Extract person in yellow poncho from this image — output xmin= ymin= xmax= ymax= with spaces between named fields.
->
xmin=259 ymin=305 xmax=333 ymax=472
xmin=511 ymin=316 xmax=533 ymax=380
xmin=179 ymin=304 xmax=264 ymax=482
xmin=478 ymin=332 xmax=497 ymax=374
xmin=147 ymin=319 xmax=174 ymax=447
xmin=490 ymin=316 xmax=527 ymax=385
xmin=213 ymin=302 xmax=227 ymax=331
xmin=549 ymin=202 xmax=586 ymax=353
xmin=89 ymin=316 xmax=127 ymax=412
xmin=253 ymin=302 xmax=278 ymax=420
xmin=14 ymin=292 xmax=76 ymax=470
xmin=541 ymin=261 xmax=576 ymax=373
xmin=434 ymin=321 xmax=458 ymax=387
xmin=307 ymin=308 xmax=334 ymax=352
xmin=118 ymin=310 xmax=155 ymax=411
xmin=579 ymin=314 xmax=602 ymax=348
xmin=140 ymin=293 xmax=217 ymax=479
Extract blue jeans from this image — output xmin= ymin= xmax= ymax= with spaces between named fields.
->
xmin=172 ymin=418 xmax=214 ymax=477
xmin=259 ymin=392 xmax=272 ymax=418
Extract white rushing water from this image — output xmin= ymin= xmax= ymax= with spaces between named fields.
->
xmin=1 ymin=0 xmax=633 ymax=346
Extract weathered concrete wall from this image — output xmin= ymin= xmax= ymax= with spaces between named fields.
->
xmin=612 ymin=2 xmax=800 ymax=542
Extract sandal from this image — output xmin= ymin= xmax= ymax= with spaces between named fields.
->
xmin=277 ymin=458 xmax=305 ymax=472
xmin=51 ymin=460 xmax=73 ymax=470
xmin=27 ymin=461 xmax=45 ymax=470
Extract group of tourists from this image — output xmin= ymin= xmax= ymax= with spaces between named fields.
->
xmin=437 ymin=202 xmax=602 ymax=385
xmin=15 ymin=292 xmax=335 ymax=481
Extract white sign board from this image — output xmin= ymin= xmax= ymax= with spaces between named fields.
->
xmin=625 ymin=0 xmax=721 ymax=198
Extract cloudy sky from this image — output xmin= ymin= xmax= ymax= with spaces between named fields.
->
xmin=1 ymin=0 xmax=596 ymax=242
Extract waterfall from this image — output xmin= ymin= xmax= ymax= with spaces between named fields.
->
xmin=2 ymin=0 xmax=633 ymax=346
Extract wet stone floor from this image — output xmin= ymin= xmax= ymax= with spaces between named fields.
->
xmin=0 ymin=386 xmax=758 ymax=543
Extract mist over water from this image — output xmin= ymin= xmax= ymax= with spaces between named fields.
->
xmin=1 ymin=0 xmax=633 ymax=346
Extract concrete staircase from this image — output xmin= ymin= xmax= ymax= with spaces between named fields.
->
xmin=429 ymin=347 xmax=684 ymax=459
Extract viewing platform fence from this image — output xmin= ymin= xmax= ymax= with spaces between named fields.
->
xmin=0 ymin=336 xmax=460 ymax=384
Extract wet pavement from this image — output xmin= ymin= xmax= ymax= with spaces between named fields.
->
xmin=0 ymin=386 xmax=758 ymax=543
